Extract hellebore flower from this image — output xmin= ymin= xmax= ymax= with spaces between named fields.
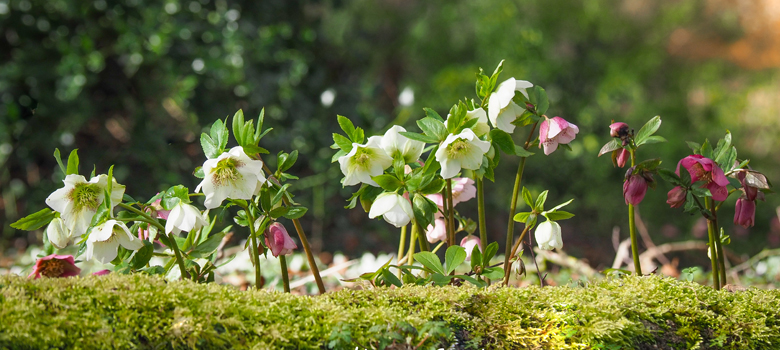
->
xmin=666 ymin=186 xmax=687 ymax=208
xmin=435 ymin=129 xmax=491 ymax=179
xmin=196 ymin=146 xmax=267 ymax=209
xmin=368 ymin=192 xmax=414 ymax=228
xmin=539 ymin=117 xmax=579 ymax=155
xmin=86 ymin=220 xmax=144 ymax=264
xmin=734 ymin=198 xmax=756 ymax=228
xmin=464 ymin=108 xmax=491 ymax=137
xmin=380 ymin=125 xmax=424 ymax=164
xmin=677 ymin=155 xmax=729 ymax=201
xmin=425 ymin=214 xmax=447 ymax=244
xmin=609 ymin=122 xmax=630 ymax=138
xmin=46 ymin=217 xmax=71 ymax=249
xmin=460 ymin=235 xmax=482 ymax=261
xmin=264 ymin=222 xmax=297 ymax=257
xmin=165 ymin=202 xmax=208 ymax=235
xmin=45 ymin=174 xmax=125 ymax=237
xmin=28 ymin=254 xmax=81 ymax=279
xmin=92 ymin=269 xmax=111 ymax=276
xmin=623 ymin=174 xmax=649 ymax=205
xmin=488 ymin=78 xmax=533 ymax=133
xmin=425 ymin=177 xmax=477 ymax=208
xmin=339 ymin=136 xmax=393 ymax=187
xmin=616 ymin=148 xmax=630 ymax=168
xmin=535 ymin=220 xmax=563 ymax=251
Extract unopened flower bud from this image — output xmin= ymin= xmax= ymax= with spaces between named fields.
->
xmin=666 ymin=186 xmax=687 ymax=208
xmin=264 ymin=222 xmax=298 ymax=257
xmin=616 ymin=148 xmax=630 ymax=168
xmin=734 ymin=198 xmax=755 ymax=228
xmin=609 ymin=122 xmax=629 ymax=138
xmin=460 ymin=235 xmax=482 ymax=261
xmin=623 ymin=174 xmax=649 ymax=205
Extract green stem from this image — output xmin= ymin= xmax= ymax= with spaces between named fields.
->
xmin=431 ymin=241 xmax=446 ymax=254
xmin=627 ymin=149 xmax=642 ymax=275
xmin=446 ymin=179 xmax=455 ymax=247
xmin=118 ymin=203 xmax=189 ymax=279
xmin=503 ymin=157 xmax=528 ymax=284
xmin=477 ymin=177 xmax=487 ymax=250
xmin=407 ymin=223 xmax=417 ymax=266
xmin=397 ymin=224 xmax=407 ymax=278
xmin=415 ymin=219 xmax=430 ymax=252
xmin=279 ymin=255 xmax=290 ymax=293
xmin=503 ymin=224 xmax=531 ymax=286
xmin=705 ymin=198 xmax=721 ymax=289
xmin=710 ymin=198 xmax=726 ymax=288
xmin=246 ymin=213 xmax=263 ymax=289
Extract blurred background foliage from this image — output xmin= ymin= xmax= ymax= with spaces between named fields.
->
xmin=1 ymin=0 xmax=779 ymax=272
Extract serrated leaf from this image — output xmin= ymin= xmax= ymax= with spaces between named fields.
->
xmin=635 ymin=158 xmax=662 ymax=172
xmin=598 ymin=139 xmax=622 ymax=157
xmin=534 ymin=190 xmax=548 ymax=211
xmin=337 ymin=115 xmax=357 ymax=141
xmin=490 ymin=129 xmax=515 ymax=155
xmin=189 ymin=232 xmax=226 ymax=258
xmin=412 ymin=193 xmax=437 ymax=229
xmin=484 ymin=242 xmax=499 ymax=265
xmin=417 ymin=117 xmax=447 ymax=141
xmin=193 ymin=166 xmax=204 ymax=179
xmin=414 ymin=251 xmax=445 ymax=275
xmin=514 ymin=145 xmax=534 ymax=157
xmin=66 ymin=149 xmax=79 ymax=175
xmin=331 ymin=149 xmax=348 ymax=163
xmin=269 ymin=206 xmax=289 ymax=219
xmin=280 ymin=150 xmax=298 ymax=172
xmin=242 ymin=144 xmax=269 ymax=155
xmin=634 ymin=116 xmax=661 ymax=146
xmin=131 ymin=240 xmax=154 ymax=269
xmin=544 ymin=211 xmax=575 ymax=221
xmin=657 ymin=168 xmax=682 ymax=186
xmin=419 ymin=178 xmax=445 ymax=195
xmin=380 ymin=269 xmax=403 ymax=287
xmin=423 ymin=107 xmax=445 ymax=122
xmin=200 ymin=133 xmax=218 ymax=159
xmin=521 ymin=187 xmax=533 ymax=208
xmin=283 ymin=206 xmax=308 ymax=220
xmin=445 ymin=245 xmax=467 ymax=275
xmin=686 ymin=141 xmax=701 ymax=154
xmin=10 ymin=208 xmax=56 ymax=230
xmin=399 ymin=131 xmax=439 ymax=144
xmin=210 ymin=119 xmax=229 ymax=152
xmin=372 ymin=174 xmax=402 ymax=192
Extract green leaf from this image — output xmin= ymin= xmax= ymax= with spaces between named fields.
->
xmin=529 ymin=86 xmax=549 ymax=115
xmin=490 ymin=129 xmax=515 ymax=155
xmin=280 ymin=150 xmax=298 ymax=172
xmin=210 ymin=118 xmax=229 ymax=152
xmin=701 ymin=139 xmax=713 ymax=159
xmin=271 ymin=184 xmax=291 ymax=207
xmin=53 ymin=149 xmax=66 ymax=175
xmin=189 ymin=232 xmax=226 ymax=258
xmin=521 ymin=187 xmax=533 ymax=208
xmin=544 ymin=211 xmax=575 ymax=221
xmin=414 ymin=251 xmax=445 ymax=275
xmin=412 ymin=193 xmax=437 ymax=229
xmin=283 ymin=206 xmax=308 ymax=220
xmin=380 ymin=269 xmax=403 ymax=287
xmin=131 ymin=240 xmax=154 ymax=269
xmin=11 ymin=208 xmax=57 ymax=231
xmin=332 ymin=133 xmax=353 ymax=152
xmin=430 ymin=273 xmax=452 ymax=286
xmin=686 ymin=141 xmax=701 ymax=154
xmin=470 ymin=245 xmax=483 ymax=271
xmin=337 ymin=115 xmax=357 ymax=142
xmin=514 ymin=145 xmax=534 ymax=157
xmin=634 ymin=116 xmax=661 ymax=146
xmin=371 ymin=175 xmax=402 ymax=192
xmin=634 ymin=158 xmax=662 ymax=172
xmin=598 ymin=139 xmax=622 ymax=157
xmin=254 ymin=108 xmax=265 ymax=142
xmin=482 ymin=267 xmax=504 ymax=280
xmin=331 ymin=150 xmax=347 ymax=163
xmin=417 ymin=117 xmax=447 ymax=141
xmin=399 ymin=131 xmax=438 ymax=144
xmin=269 ymin=206 xmax=289 ymax=219
xmin=232 ymin=109 xmax=245 ymax=146
xmin=66 ymin=149 xmax=79 ymax=175
xmin=445 ymin=246 xmax=467 ymax=275
xmin=200 ymin=133 xmax=218 ymax=159
xmin=484 ymin=242 xmax=499 ymax=265
xmin=423 ymin=107 xmax=445 ymax=122
xmin=419 ymin=178 xmax=445 ymax=195
xmin=242 ymin=144 xmax=269 ymax=155
xmin=193 ymin=166 xmax=205 ymax=179
xmin=657 ymin=168 xmax=682 ymax=185
xmin=637 ymin=135 xmax=666 ymax=146
xmin=534 ymin=190 xmax=548 ymax=211
xmin=162 ymin=185 xmax=190 ymax=210
xmin=513 ymin=212 xmax=531 ymax=223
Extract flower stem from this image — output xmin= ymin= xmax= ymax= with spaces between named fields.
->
xmin=415 ymin=219 xmax=430 ymax=252
xmin=627 ymin=149 xmax=642 ymax=275
xmin=503 ymin=224 xmax=531 ymax=286
xmin=503 ymin=157 xmax=527 ymax=284
xmin=477 ymin=177 xmax=487 ymax=250
xmin=397 ymin=224 xmax=407 ymax=277
xmin=407 ymin=223 xmax=417 ymax=266
xmin=118 ymin=203 xmax=189 ymax=279
xmin=279 ymin=255 xmax=290 ymax=293
xmin=431 ymin=241 xmax=446 ymax=254
xmin=245 ymin=210 xmax=263 ymax=289
xmin=708 ymin=197 xmax=726 ymax=288
xmin=446 ymin=179 xmax=455 ymax=247
xmin=261 ymin=163 xmax=325 ymax=294
xmin=704 ymin=198 xmax=721 ymax=289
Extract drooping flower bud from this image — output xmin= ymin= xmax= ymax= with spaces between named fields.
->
xmin=535 ymin=220 xmax=563 ymax=250
xmin=539 ymin=116 xmax=579 ymax=155
xmin=666 ymin=186 xmax=687 ymax=208
xmin=264 ymin=222 xmax=298 ymax=257
xmin=623 ymin=174 xmax=649 ymax=205
xmin=609 ymin=122 xmax=629 ymax=138
xmin=460 ymin=235 xmax=482 ymax=261
xmin=46 ymin=217 xmax=71 ymax=249
xmin=734 ymin=198 xmax=756 ymax=228
xmin=616 ymin=148 xmax=630 ymax=168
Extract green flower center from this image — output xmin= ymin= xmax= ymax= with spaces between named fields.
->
xmin=352 ymin=147 xmax=373 ymax=168
xmin=213 ymin=157 xmax=243 ymax=186
xmin=69 ymin=183 xmax=102 ymax=211
xmin=447 ymin=138 xmax=470 ymax=158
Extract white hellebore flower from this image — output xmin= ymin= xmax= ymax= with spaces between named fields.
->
xmin=46 ymin=217 xmax=71 ymax=249
xmin=165 ymin=202 xmax=208 ymax=235
xmin=464 ymin=108 xmax=491 ymax=137
xmin=535 ymin=220 xmax=563 ymax=251
xmin=487 ymin=78 xmax=533 ymax=134
xmin=381 ymin=125 xmax=424 ymax=163
xmin=86 ymin=219 xmax=144 ymax=264
xmin=45 ymin=174 xmax=125 ymax=237
xmin=368 ymin=192 xmax=414 ymax=228
xmin=435 ymin=128 xmax=491 ymax=179
xmin=338 ymin=136 xmax=393 ymax=187
xmin=196 ymin=146 xmax=266 ymax=209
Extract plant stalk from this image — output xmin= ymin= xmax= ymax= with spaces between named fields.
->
xmin=119 ymin=203 xmax=189 ymax=279
xmin=279 ymin=255 xmax=290 ymax=293
xmin=709 ymin=197 xmax=726 ymax=288
xmin=627 ymin=149 xmax=642 ymax=275
xmin=705 ymin=198 xmax=721 ymax=289
xmin=477 ymin=177 xmax=487 ymax=250
xmin=407 ymin=223 xmax=417 ymax=266
xmin=503 ymin=224 xmax=531 ymax=285
xmin=415 ymin=219 xmax=430 ymax=252
xmin=249 ymin=232 xmax=263 ymax=288
xmin=446 ymin=179 xmax=455 ymax=247
xmin=397 ymin=224 xmax=407 ymax=278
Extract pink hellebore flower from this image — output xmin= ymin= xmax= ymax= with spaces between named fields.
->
xmin=616 ymin=148 xmax=630 ymax=168
xmin=425 ymin=177 xmax=477 ymax=208
xmin=425 ymin=214 xmax=447 ymax=244
xmin=677 ymin=155 xmax=729 ymax=201
xmin=623 ymin=174 xmax=649 ymax=205
xmin=609 ymin=122 xmax=630 ymax=138
xmin=460 ymin=235 xmax=482 ymax=262
xmin=28 ymin=254 xmax=81 ymax=279
xmin=734 ymin=198 xmax=756 ymax=228
xmin=92 ymin=269 xmax=111 ymax=276
xmin=539 ymin=117 xmax=579 ymax=155
xmin=666 ymin=186 xmax=687 ymax=208
xmin=264 ymin=222 xmax=298 ymax=257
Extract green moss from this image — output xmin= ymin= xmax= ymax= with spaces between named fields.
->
xmin=1 ymin=274 xmax=778 ymax=349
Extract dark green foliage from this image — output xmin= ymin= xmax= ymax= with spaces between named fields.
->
xmin=2 ymin=274 xmax=779 ymax=349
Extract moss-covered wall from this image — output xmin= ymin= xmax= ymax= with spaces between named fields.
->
xmin=1 ymin=274 xmax=778 ymax=349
